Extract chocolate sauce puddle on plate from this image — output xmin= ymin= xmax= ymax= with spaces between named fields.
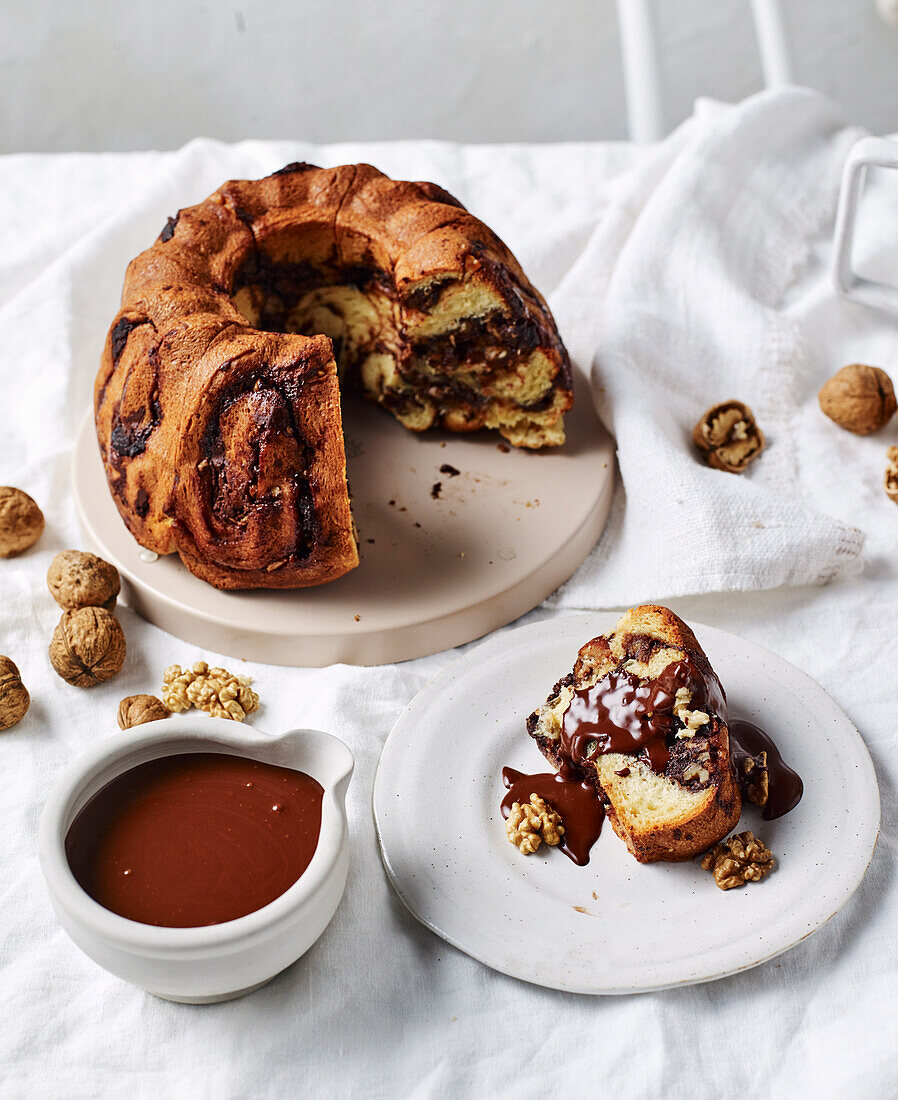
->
xmin=729 ymin=719 xmax=804 ymax=820
xmin=501 ymin=765 xmax=604 ymax=866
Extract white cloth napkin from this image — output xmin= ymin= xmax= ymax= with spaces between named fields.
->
xmin=550 ymin=90 xmax=867 ymax=608
xmin=0 ymin=89 xmax=896 ymax=1099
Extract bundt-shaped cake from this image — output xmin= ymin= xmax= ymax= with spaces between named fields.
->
xmin=95 ymin=162 xmax=574 ymax=590
xmin=527 ymin=606 xmax=742 ymax=863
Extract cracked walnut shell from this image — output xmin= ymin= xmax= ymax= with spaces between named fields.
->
xmin=505 ymin=794 xmax=565 ymax=855
xmin=47 ymin=550 xmax=121 ymax=611
xmin=0 ymin=656 xmax=30 ymax=730
xmin=693 ymin=401 xmax=765 ymax=474
xmin=49 ymin=607 xmax=126 ymax=687
xmin=700 ymin=830 xmax=775 ymax=890
xmin=0 ymin=487 xmax=44 ymax=558
xmin=885 ymin=447 xmax=898 ymax=503
xmin=819 ymin=364 xmax=896 ymax=435
xmin=118 ymin=694 xmax=169 ymax=730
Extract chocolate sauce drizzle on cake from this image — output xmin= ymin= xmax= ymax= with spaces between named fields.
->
xmin=561 ymin=657 xmax=726 ymax=774
xmin=729 ymin=719 xmax=804 ymax=820
xmin=501 ymin=765 xmax=605 ymax=866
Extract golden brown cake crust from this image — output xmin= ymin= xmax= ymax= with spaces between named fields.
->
xmin=95 ymin=162 xmax=573 ymax=590
xmin=528 ymin=605 xmax=742 ymax=863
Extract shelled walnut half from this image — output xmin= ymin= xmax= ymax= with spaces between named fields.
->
xmin=700 ymin=831 xmax=775 ymax=890
xmin=735 ymin=750 xmax=770 ymax=808
xmin=693 ymin=401 xmax=765 ymax=474
xmin=884 ymin=447 xmax=898 ymax=504
xmin=162 ymin=662 xmax=259 ymax=721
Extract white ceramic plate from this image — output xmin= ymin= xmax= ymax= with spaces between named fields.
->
xmin=73 ymin=375 xmax=614 ymax=667
xmin=373 ymin=613 xmax=880 ymax=994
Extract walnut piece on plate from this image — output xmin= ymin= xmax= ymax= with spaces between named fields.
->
xmin=735 ymin=749 xmax=770 ymax=808
xmin=700 ymin=830 xmax=775 ymax=890
xmin=506 ymin=793 xmax=565 ymax=855
xmin=693 ymin=401 xmax=765 ymax=474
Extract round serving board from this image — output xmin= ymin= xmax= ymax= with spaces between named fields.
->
xmin=73 ymin=376 xmax=615 ymax=667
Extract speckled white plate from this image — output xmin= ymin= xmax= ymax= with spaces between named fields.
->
xmin=373 ymin=613 xmax=880 ymax=994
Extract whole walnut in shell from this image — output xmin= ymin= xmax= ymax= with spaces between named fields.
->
xmin=49 ymin=607 xmax=126 ymax=687
xmin=818 ymin=364 xmax=896 ymax=435
xmin=47 ymin=550 xmax=120 ymax=611
xmin=0 ymin=487 xmax=44 ymax=558
xmin=118 ymin=694 xmax=169 ymax=730
xmin=0 ymin=656 xmax=30 ymax=730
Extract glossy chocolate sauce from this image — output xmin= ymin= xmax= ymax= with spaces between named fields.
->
xmin=560 ymin=658 xmax=726 ymax=774
xmin=66 ymin=753 xmax=324 ymax=928
xmin=501 ymin=765 xmax=604 ymax=866
xmin=729 ymin=719 xmax=804 ymax=820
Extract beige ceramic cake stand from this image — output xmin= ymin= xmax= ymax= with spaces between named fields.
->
xmin=72 ymin=373 xmax=615 ymax=667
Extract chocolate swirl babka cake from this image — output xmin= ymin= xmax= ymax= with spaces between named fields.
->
xmin=95 ymin=162 xmax=574 ymax=589
xmin=526 ymin=606 xmax=742 ymax=863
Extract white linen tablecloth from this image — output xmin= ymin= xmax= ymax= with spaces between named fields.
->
xmin=0 ymin=88 xmax=895 ymax=1098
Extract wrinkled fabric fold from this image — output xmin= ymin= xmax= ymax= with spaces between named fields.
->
xmin=548 ymin=89 xmax=866 ymax=609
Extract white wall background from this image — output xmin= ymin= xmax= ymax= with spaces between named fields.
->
xmin=1 ymin=0 xmax=897 ymax=152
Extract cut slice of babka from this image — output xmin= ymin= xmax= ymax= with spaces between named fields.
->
xmin=527 ymin=606 xmax=742 ymax=863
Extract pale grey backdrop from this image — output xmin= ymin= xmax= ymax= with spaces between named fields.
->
xmin=1 ymin=0 xmax=898 ymax=151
